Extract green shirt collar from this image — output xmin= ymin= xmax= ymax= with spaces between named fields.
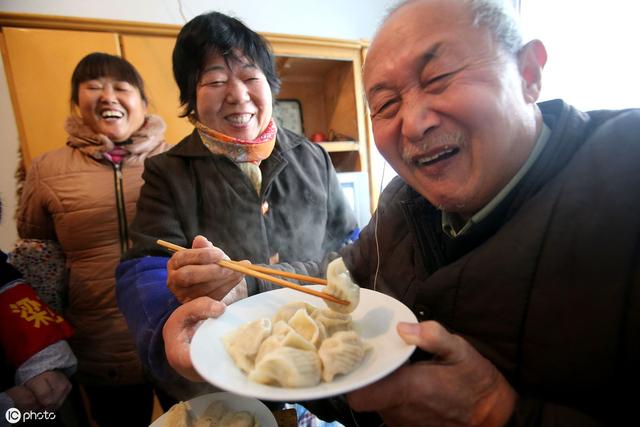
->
xmin=442 ymin=123 xmax=551 ymax=238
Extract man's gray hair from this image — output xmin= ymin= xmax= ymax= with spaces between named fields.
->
xmin=383 ymin=0 xmax=523 ymax=54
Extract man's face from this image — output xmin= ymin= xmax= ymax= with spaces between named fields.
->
xmin=364 ymin=0 xmax=539 ymax=218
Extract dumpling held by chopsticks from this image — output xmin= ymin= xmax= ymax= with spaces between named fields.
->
xmin=324 ymin=257 xmax=359 ymax=313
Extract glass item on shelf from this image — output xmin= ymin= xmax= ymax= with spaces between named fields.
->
xmin=274 ymin=99 xmax=304 ymax=135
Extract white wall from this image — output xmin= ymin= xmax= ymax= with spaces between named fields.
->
xmin=521 ymin=0 xmax=640 ymax=111
xmin=0 ymin=52 xmax=19 ymax=251
xmin=0 ymin=0 xmax=394 ymax=40
xmin=0 ymin=0 xmax=399 ymax=250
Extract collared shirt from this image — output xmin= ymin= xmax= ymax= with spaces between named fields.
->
xmin=442 ymin=123 xmax=551 ymax=238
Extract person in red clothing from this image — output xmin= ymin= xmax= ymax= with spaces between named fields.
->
xmin=1 ymin=198 xmax=76 ymax=423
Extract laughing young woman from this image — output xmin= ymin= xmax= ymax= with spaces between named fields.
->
xmin=17 ymin=52 xmax=169 ymax=426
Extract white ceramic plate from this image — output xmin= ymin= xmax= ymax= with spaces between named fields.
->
xmin=191 ymin=286 xmax=417 ymax=401
xmin=149 ymin=391 xmax=277 ymax=427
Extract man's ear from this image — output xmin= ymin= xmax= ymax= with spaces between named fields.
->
xmin=518 ymin=39 xmax=547 ymax=103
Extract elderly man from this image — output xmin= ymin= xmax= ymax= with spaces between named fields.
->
xmin=163 ymin=0 xmax=640 ymax=425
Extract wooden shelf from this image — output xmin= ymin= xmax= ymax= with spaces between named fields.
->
xmin=317 ymin=141 xmax=360 ymax=152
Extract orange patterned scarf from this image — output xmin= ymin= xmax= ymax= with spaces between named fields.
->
xmin=189 ymin=115 xmax=277 ymax=163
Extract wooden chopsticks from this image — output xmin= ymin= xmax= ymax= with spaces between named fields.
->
xmin=156 ymin=239 xmax=347 ymax=306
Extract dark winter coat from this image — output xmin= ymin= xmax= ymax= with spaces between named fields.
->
xmin=342 ymin=100 xmax=640 ymax=425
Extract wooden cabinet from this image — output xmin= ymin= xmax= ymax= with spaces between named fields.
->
xmin=0 ymin=27 xmax=119 ymax=165
xmin=267 ymin=34 xmax=368 ymax=177
xmin=120 ymin=34 xmax=192 ymax=145
xmin=0 ymin=13 xmax=375 ymax=210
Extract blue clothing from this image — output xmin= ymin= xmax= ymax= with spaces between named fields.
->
xmin=115 ymin=257 xmax=179 ymax=380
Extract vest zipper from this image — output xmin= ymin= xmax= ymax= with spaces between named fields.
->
xmin=112 ymin=163 xmax=129 ymax=256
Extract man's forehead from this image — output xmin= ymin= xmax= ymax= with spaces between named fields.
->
xmin=371 ymin=0 xmax=469 ymax=45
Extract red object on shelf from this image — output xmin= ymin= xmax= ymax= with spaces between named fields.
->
xmin=310 ymin=132 xmax=327 ymax=142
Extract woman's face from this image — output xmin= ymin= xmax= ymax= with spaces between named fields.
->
xmin=77 ymin=77 xmax=147 ymax=142
xmin=196 ymin=52 xmax=273 ymax=140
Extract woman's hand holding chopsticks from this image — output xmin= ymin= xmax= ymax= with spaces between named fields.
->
xmin=159 ymin=238 xmax=349 ymax=306
xmin=166 ymin=235 xmax=247 ymax=304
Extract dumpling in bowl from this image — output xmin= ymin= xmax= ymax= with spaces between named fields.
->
xmin=217 ymin=411 xmax=259 ymax=427
xmin=312 ymin=308 xmax=353 ymax=337
xmin=222 ymin=318 xmax=272 ymax=373
xmin=255 ymin=324 xmax=316 ymax=363
xmin=272 ymin=301 xmax=318 ymax=323
xmin=324 ymin=257 xmax=359 ymax=313
xmin=200 ymin=400 xmax=229 ymax=424
xmin=162 ymin=401 xmax=194 ymax=427
xmin=287 ymin=308 xmax=327 ymax=347
xmin=194 ymin=400 xmax=258 ymax=427
xmin=249 ymin=346 xmax=321 ymax=387
xmin=318 ymin=330 xmax=367 ymax=382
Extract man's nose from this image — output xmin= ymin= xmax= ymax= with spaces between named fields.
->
xmin=225 ymin=78 xmax=250 ymax=104
xmin=400 ymin=94 xmax=439 ymax=142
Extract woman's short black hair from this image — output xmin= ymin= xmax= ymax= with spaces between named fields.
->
xmin=172 ymin=11 xmax=281 ymax=117
xmin=70 ymin=52 xmax=148 ymax=105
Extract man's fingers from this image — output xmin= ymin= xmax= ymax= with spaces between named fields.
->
xmin=169 ymin=263 xmax=237 ymax=289
xmin=192 ymin=234 xmax=213 ymax=249
xmin=25 ymin=371 xmax=71 ymax=410
xmin=347 ymin=364 xmax=411 ymax=412
xmin=397 ymin=321 xmax=461 ymax=362
xmin=168 ymin=247 xmax=226 ymax=271
xmin=25 ymin=376 xmax=53 ymax=405
xmin=6 ymin=386 xmax=40 ymax=411
xmin=44 ymin=373 xmax=71 ymax=410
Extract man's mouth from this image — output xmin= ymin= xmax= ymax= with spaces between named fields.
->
xmin=226 ymin=113 xmax=253 ymax=126
xmin=415 ymin=145 xmax=460 ymax=167
xmin=100 ymin=109 xmax=124 ymax=119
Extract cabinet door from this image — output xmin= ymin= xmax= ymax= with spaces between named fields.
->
xmin=121 ymin=35 xmax=191 ymax=145
xmin=1 ymin=27 xmax=119 ymax=165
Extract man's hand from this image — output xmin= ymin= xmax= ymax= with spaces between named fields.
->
xmin=5 ymin=385 xmax=40 ymax=411
xmin=163 ymin=296 xmax=226 ymax=381
xmin=23 ymin=371 xmax=71 ymax=411
xmin=347 ymin=321 xmax=517 ymax=427
xmin=167 ymin=235 xmax=246 ymax=303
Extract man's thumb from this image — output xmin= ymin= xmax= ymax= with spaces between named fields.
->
xmin=192 ymin=234 xmax=213 ymax=249
xmin=397 ymin=320 xmax=457 ymax=360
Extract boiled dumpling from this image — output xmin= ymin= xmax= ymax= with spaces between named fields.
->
xmin=318 ymin=330 xmax=367 ymax=382
xmin=255 ymin=326 xmax=316 ymax=363
xmin=312 ymin=308 xmax=353 ymax=337
xmin=287 ymin=308 xmax=327 ymax=347
xmin=199 ymin=400 xmax=229 ymax=426
xmin=272 ymin=301 xmax=318 ymax=323
xmin=222 ymin=318 xmax=272 ymax=373
xmin=271 ymin=320 xmax=293 ymax=337
xmin=324 ymin=257 xmax=359 ymax=313
xmin=162 ymin=401 xmax=194 ymax=427
xmin=176 ymin=399 xmax=259 ymax=427
xmin=217 ymin=411 xmax=258 ymax=427
xmin=249 ymin=346 xmax=321 ymax=387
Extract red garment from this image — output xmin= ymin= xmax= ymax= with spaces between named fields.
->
xmin=104 ymin=145 xmax=129 ymax=165
xmin=0 ymin=282 xmax=73 ymax=367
